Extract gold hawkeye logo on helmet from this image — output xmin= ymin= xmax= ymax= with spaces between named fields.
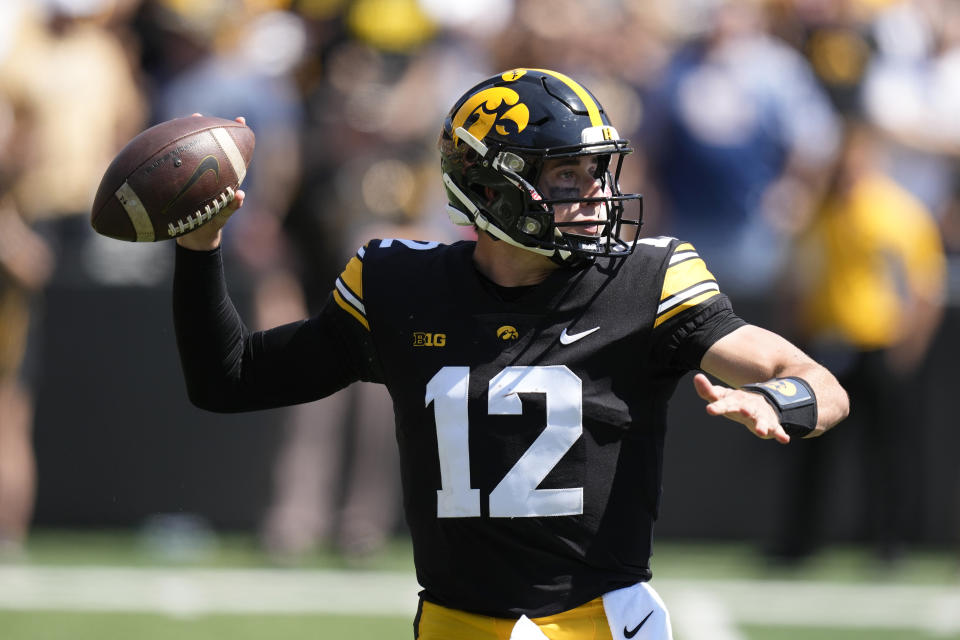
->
xmin=452 ymin=86 xmax=529 ymax=144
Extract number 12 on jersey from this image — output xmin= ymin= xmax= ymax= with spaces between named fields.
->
xmin=425 ymin=365 xmax=584 ymax=518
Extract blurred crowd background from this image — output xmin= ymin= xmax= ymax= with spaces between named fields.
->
xmin=1 ymin=0 xmax=959 ymax=570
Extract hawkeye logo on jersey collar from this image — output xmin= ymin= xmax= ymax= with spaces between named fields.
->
xmin=496 ymin=325 xmax=519 ymax=341
xmin=413 ymin=332 xmax=446 ymax=347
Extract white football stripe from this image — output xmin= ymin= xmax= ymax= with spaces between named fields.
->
xmin=669 ymin=250 xmax=699 ymax=265
xmin=636 ymin=236 xmax=674 ymax=248
xmin=335 ymin=278 xmax=365 ymax=316
xmin=211 ymin=127 xmax=247 ymax=185
xmin=114 ymin=181 xmax=155 ymax=242
xmin=657 ymin=281 xmax=719 ymax=315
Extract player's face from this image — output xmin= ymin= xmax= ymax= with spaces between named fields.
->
xmin=537 ymin=155 xmax=611 ymax=236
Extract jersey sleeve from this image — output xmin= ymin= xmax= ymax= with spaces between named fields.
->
xmin=650 ymin=242 xmax=746 ymax=370
xmin=173 ymin=244 xmax=379 ymax=413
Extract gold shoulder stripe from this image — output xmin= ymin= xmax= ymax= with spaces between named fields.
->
xmin=654 ymin=289 xmax=720 ymax=328
xmin=530 ymin=68 xmax=602 ymax=127
xmin=334 ymin=289 xmax=370 ymax=330
xmin=331 ymin=249 xmax=368 ymax=330
xmin=675 ymin=242 xmax=695 ymax=252
xmin=340 ymin=255 xmax=364 ymax=301
xmin=661 ymin=256 xmax=716 ymax=301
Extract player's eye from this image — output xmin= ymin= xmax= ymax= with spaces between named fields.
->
xmin=550 ymin=169 xmax=578 ymax=189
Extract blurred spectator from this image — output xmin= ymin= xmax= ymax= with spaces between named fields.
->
xmin=262 ymin=3 xmax=485 ymax=559
xmin=861 ymin=0 xmax=960 ymax=251
xmin=772 ymin=0 xmax=877 ymax=117
xmin=771 ymin=122 xmax=946 ymax=564
xmin=0 ymin=196 xmax=52 ymax=555
xmin=640 ymin=0 xmax=840 ymax=297
xmin=261 ymin=381 xmax=400 ymax=560
xmin=0 ymin=0 xmax=144 ymax=553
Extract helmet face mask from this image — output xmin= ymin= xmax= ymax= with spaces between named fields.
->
xmin=439 ymin=68 xmax=643 ymax=265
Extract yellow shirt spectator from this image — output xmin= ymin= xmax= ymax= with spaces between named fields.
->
xmin=798 ymin=173 xmax=946 ymax=351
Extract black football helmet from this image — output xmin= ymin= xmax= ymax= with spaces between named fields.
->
xmin=439 ymin=68 xmax=642 ymax=264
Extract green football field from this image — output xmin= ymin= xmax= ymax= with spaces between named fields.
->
xmin=1 ymin=529 xmax=958 ymax=639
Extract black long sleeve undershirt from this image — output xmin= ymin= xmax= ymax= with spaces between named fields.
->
xmin=172 ymin=245 xmax=363 ymax=413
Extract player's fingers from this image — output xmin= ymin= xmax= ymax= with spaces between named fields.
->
xmin=191 ymin=112 xmax=203 ymax=117
xmin=707 ymin=398 xmax=754 ymax=423
xmin=205 ymin=189 xmax=244 ymax=233
xmin=693 ymin=373 xmax=723 ymax=402
xmin=698 ymin=380 xmax=794 ymax=445
xmin=235 ymin=116 xmax=247 ymax=126
xmin=220 ymin=189 xmax=245 ymax=218
xmin=771 ymin=425 xmax=791 ymax=445
xmin=703 ymin=385 xmax=751 ymax=415
xmin=749 ymin=414 xmax=792 ymax=444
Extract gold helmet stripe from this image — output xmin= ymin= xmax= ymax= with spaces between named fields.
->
xmin=529 ymin=68 xmax=603 ymax=127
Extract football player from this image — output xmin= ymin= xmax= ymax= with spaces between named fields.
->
xmin=173 ymin=69 xmax=849 ymax=639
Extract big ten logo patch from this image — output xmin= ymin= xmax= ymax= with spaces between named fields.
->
xmin=413 ymin=332 xmax=446 ymax=347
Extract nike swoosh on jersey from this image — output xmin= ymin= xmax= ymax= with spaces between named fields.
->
xmin=559 ymin=326 xmax=600 ymax=345
xmin=623 ymin=610 xmax=654 ymax=638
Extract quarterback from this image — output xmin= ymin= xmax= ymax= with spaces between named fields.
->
xmin=173 ymin=69 xmax=848 ymax=639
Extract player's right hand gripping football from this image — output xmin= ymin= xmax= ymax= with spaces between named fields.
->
xmin=175 ymin=114 xmax=247 ymax=251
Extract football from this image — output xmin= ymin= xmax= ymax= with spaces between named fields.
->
xmin=91 ymin=116 xmax=255 ymax=242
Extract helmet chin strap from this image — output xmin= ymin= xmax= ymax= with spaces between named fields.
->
xmin=442 ymin=174 xmax=476 ymax=226
xmin=477 ymin=212 xmax=555 ymax=257
xmin=442 ymin=171 xmax=556 ymax=258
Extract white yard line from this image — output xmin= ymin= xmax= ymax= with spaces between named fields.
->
xmin=656 ymin=579 xmax=960 ymax=634
xmin=667 ymin=588 xmax=747 ymax=640
xmin=0 ymin=565 xmax=957 ymax=636
xmin=0 ymin=566 xmax=420 ymax=616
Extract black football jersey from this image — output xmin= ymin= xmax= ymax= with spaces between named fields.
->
xmin=325 ymin=237 xmax=745 ymax=618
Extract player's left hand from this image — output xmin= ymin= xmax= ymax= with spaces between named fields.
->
xmin=693 ymin=373 xmax=791 ymax=444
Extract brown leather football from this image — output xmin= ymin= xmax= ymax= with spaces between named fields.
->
xmin=91 ymin=116 xmax=255 ymax=242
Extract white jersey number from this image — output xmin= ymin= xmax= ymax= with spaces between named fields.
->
xmin=425 ymin=365 xmax=584 ymax=518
